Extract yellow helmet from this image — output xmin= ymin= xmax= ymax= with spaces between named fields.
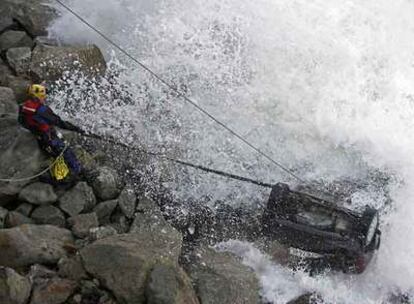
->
xmin=27 ymin=84 xmax=47 ymax=100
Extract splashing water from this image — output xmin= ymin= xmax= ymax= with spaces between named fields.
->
xmin=48 ymin=0 xmax=414 ymax=302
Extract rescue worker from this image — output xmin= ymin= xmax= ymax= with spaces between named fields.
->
xmin=18 ymin=84 xmax=82 ymax=179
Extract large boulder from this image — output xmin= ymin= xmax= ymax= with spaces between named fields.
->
xmin=146 ymin=264 xmax=199 ymax=304
xmin=0 ymin=122 xmax=47 ymax=203
xmin=30 ymin=44 xmax=106 ymax=82
xmin=80 ymin=231 xmax=183 ymax=304
xmin=91 ymin=166 xmax=121 ymax=201
xmin=0 ymin=30 xmax=33 ymax=51
xmin=0 ymin=224 xmax=74 ymax=267
xmin=6 ymin=47 xmax=31 ymax=75
xmin=0 ymin=86 xmax=17 ymax=115
xmin=0 ymin=266 xmax=31 ymax=304
xmin=3 ymin=0 xmax=59 ymax=37
xmin=31 ymin=205 xmax=66 ymax=227
xmin=5 ymin=211 xmax=34 ymax=228
xmin=18 ymin=182 xmax=58 ymax=205
xmin=188 ymin=246 xmax=260 ymax=304
xmin=30 ymin=277 xmax=77 ymax=304
xmin=59 ymin=182 xmax=96 ymax=217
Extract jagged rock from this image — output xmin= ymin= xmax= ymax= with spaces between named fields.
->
xmin=4 ymin=75 xmax=31 ymax=103
xmin=59 ymin=182 xmax=96 ymax=217
xmin=130 ymin=197 xmax=180 ymax=242
xmin=30 ymin=44 xmax=106 ymax=82
xmin=0 ymin=30 xmax=33 ymax=51
xmin=3 ymin=0 xmax=59 ymax=37
xmin=110 ymin=210 xmax=130 ymax=233
xmin=0 ymin=59 xmax=13 ymax=86
xmin=5 ymin=211 xmax=34 ymax=228
xmin=19 ymin=182 xmax=58 ymax=205
xmin=0 ymin=224 xmax=74 ymax=267
xmin=31 ymin=205 xmax=66 ymax=227
xmin=30 ymin=277 xmax=77 ymax=304
xmin=146 ymin=264 xmax=199 ymax=304
xmin=68 ymin=212 xmax=99 ymax=239
xmin=0 ymin=266 xmax=31 ymax=304
xmin=287 ymin=293 xmax=323 ymax=304
xmin=28 ymin=264 xmax=57 ymax=284
xmin=0 ymin=123 xmax=47 ymax=203
xmin=93 ymin=199 xmax=117 ymax=224
xmin=0 ymin=207 xmax=8 ymax=228
xmin=91 ymin=166 xmax=120 ymax=201
xmin=6 ymin=47 xmax=31 ymax=75
xmin=89 ymin=226 xmax=118 ymax=241
xmin=0 ymin=86 xmax=17 ymax=115
xmin=58 ymin=255 xmax=88 ymax=281
xmin=14 ymin=202 xmax=34 ymax=217
xmin=118 ymin=187 xmax=136 ymax=219
xmin=80 ymin=231 xmax=183 ymax=304
xmin=188 ymin=246 xmax=260 ymax=304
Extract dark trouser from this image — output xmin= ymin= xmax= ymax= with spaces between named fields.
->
xmin=37 ymin=132 xmax=82 ymax=175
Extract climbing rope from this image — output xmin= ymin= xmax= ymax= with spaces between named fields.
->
xmin=53 ymin=0 xmax=306 ymax=184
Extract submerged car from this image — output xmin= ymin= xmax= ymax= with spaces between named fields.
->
xmin=262 ymin=183 xmax=381 ymax=274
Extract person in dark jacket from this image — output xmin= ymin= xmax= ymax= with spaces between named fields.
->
xmin=18 ymin=84 xmax=82 ymax=177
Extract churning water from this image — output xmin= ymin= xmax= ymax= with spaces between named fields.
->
xmin=48 ymin=0 xmax=414 ymax=302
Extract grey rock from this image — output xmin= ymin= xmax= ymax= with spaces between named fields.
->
xmin=89 ymin=226 xmax=117 ymax=241
xmin=59 ymin=182 xmax=96 ymax=217
xmin=58 ymin=255 xmax=88 ymax=281
xmin=6 ymin=47 xmax=31 ymax=75
xmin=4 ymin=0 xmax=59 ymax=37
xmin=80 ymin=231 xmax=182 ymax=304
xmin=118 ymin=187 xmax=136 ymax=219
xmin=110 ymin=210 xmax=130 ymax=234
xmin=30 ymin=277 xmax=77 ymax=304
xmin=14 ymin=202 xmax=34 ymax=217
xmin=34 ymin=36 xmax=60 ymax=47
xmin=0 ymin=266 xmax=31 ymax=304
xmin=93 ymin=199 xmax=117 ymax=224
xmin=146 ymin=264 xmax=199 ymax=304
xmin=0 ymin=59 xmax=13 ymax=86
xmin=0 ymin=224 xmax=74 ymax=268
xmin=0 ymin=86 xmax=17 ymax=115
xmin=5 ymin=211 xmax=34 ymax=228
xmin=30 ymin=44 xmax=106 ymax=82
xmin=91 ymin=167 xmax=120 ymax=201
xmin=19 ymin=182 xmax=58 ymax=205
xmin=188 ymin=246 xmax=260 ymax=304
xmin=0 ymin=30 xmax=33 ymax=51
xmin=68 ymin=212 xmax=99 ymax=239
xmin=0 ymin=16 xmax=14 ymax=34
xmin=28 ymin=264 xmax=56 ymax=283
xmin=31 ymin=206 xmax=66 ymax=227
xmin=0 ymin=206 xmax=8 ymax=228
xmin=3 ymin=75 xmax=31 ymax=103
xmin=287 ymin=293 xmax=323 ymax=304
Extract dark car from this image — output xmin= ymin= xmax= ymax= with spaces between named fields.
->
xmin=262 ymin=183 xmax=381 ymax=273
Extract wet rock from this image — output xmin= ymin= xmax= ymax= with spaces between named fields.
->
xmin=19 ymin=182 xmax=58 ymax=205
xmin=59 ymin=182 xmax=96 ymax=217
xmin=4 ymin=75 xmax=31 ymax=103
xmin=4 ymin=0 xmax=59 ymax=37
xmin=58 ymin=255 xmax=88 ymax=281
xmin=30 ymin=44 xmax=106 ymax=82
xmin=0 ymin=206 xmax=8 ymax=228
xmin=93 ymin=199 xmax=117 ymax=224
xmin=188 ymin=246 xmax=260 ymax=304
xmin=0 ymin=224 xmax=74 ymax=267
xmin=146 ymin=263 xmax=199 ymax=304
xmin=118 ymin=187 xmax=136 ymax=219
xmin=287 ymin=293 xmax=323 ymax=304
xmin=0 ymin=30 xmax=33 ymax=51
xmin=5 ymin=211 xmax=34 ymax=228
xmin=30 ymin=277 xmax=77 ymax=304
xmin=68 ymin=212 xmax=99 ymax=239
xmin=0 ymin=86 xmax=17 ymax=115
xmin=0 ymin=266 xmax=31 ymax=304
xmin=91 ymin=166 xmax=120 ymax=201
xmin=80 ymin=231 xmax=182 ymax=304
xmin=14 ymin=202 xmax=34 ymax=217
xmin=34 ymin=36 xmax=60 ymax=47
xmin=6 ymin=47 xmax=31 ymax=75
xmin=89 ymin=226 xmax=117 ymax=241
xmin=31 ymin=205 xmax=66 ymax=227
